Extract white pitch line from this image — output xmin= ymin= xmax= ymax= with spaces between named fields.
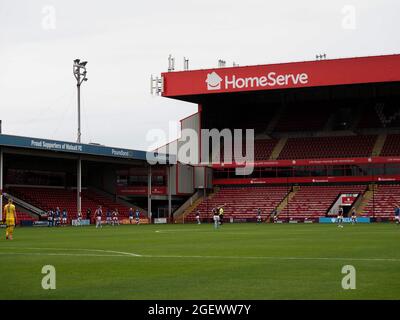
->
xmin=0 ymin=247 xmax=141 ymax=257
xmin=0 ymin=252 xmax=126 ymax=257
xmin=155 ymin=230 xmax=257 ymax=235
xmin=155 ymin=229 xmax=202 ymax=232
xmin=80 ymin=249 xmax=141 ymax=257
xmin=1 ymin=247 xmax=400 ymax=262
xmin=138 ymin=255 xmax=400 ymax=262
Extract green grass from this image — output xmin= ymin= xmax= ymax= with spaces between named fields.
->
xmin=0 ymin=223 xmax=399 ymax=299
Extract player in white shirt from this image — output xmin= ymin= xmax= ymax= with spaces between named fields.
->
xmin=256 ymin=208 xmax=262 ymax=224
xmin=212 ymin=208 xmax=219 ymax=229
xmin=77 ymin=210 xmax=82 ymax=226
xmin=95 ymin=206 xmax=103 ymax=228
xmin=195 ymin=210 xmax=201 ymax=224
xmin=112 ymin=209 xmax=120 ymax=226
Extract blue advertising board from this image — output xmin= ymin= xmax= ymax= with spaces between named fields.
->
xmin=319 ymin=217 xmax=371 ymax=223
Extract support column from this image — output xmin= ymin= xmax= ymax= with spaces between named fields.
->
xmin=77 ymin=84 xmax=81 ymax=143
xmin=77 ymin=157 xmax=82 ymax=217
xmin=148 ymin=165 xmax=152 ymax=222
xmin=0 ymin=148 xmax=3 ymax=221
xmin=167 ymin=165 xmax=172 ymax=222
xmin=204 ymin=167 xmax=207 ymax=221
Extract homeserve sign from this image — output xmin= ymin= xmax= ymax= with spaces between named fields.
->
xmin=206 ymin=70 xmax=309 ymax=90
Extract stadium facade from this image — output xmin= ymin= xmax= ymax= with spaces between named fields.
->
xmin=157 ymin=54 xmax=400 ymax=223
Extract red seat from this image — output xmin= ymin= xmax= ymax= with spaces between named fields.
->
xmin=278 ymin=135 xmax=376 ymax=160
xmin=7 ymin=187 xmax=143 ymax=222
xmin=362 ymin=185 xmax=400 ymax=218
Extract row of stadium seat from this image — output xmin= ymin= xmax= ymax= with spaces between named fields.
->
xmin=187 ymin=186 xmax=289 ymax=221
xmin=7 ymin=187 xmax=144 ymax=222
xmin=277 ymin=135 xmax=376 ymax=159
xmin=254 ymin=139 xmax=279 ymax=160
xmin=271 ymin=103 xmax=400 ymax=132
xmin=273 ymin=106 xmax=331 ymax=132
xmin=220 ymin=134 xmax=400 ymax=161
xmin=380 ymin=134 xmax=400 ymax=156
xmin=363 ymin=185 xmax=400 ymax=217
xmin=15 ymin=212 xmax=38 ymax=222
xmin=186 ymin=184 xmax=397 ymax=221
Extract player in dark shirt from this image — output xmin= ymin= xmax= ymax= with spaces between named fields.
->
xmin=47 ymin=209 xmax=53 ymax=227
xmin=351 ymin=208 xmax=357 ymax=225
xmin=86 ymin=208 xmax=92 ymax=221
xmin=394 ymin=205 xmax=400 ymax=224
xmin=337 ymin=206 xmax=344 ymax=228
xmin=62 ymin=209 xmax=68 ymax=226
xmin=106 ymin=208 xmax=112 ymax=225
xmin=135 ymin=209 xmax=140 ymax=225
xmin=55 ymin=207 xmax=61 ymax=227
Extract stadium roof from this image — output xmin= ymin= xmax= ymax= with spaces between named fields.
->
xmin=0 ymin=133 xmax=171 ymax=164
xmin=161 ymin=54 xmax=400 ymax=103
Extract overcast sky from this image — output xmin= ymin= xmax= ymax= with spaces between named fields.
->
xmin=1 ymin=0 xmax=399 ymax=150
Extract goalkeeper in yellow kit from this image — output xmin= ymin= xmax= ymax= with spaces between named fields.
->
xmin=3 ymin=198 xmax=17 ymax=240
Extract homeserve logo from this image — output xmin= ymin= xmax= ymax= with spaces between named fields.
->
xmin=206 ymin=71 xmax=223 ymax=90
xmin=205 ymin=71 xmax=309 ymax=91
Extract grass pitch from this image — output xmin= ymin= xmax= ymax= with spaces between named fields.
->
xmin=0 ymin=223 xmax=399 ymax=300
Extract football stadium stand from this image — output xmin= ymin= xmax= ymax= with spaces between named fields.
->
xmin=185 ymin=185 xmax=368 ymax=222
xmin=7 ymin=186 xmax=144 ymax=223
xmin=159 ymin=54 xmax=400 ymax=223
xmin=362 ymin=184 xmax=400 ymax=218
xmin=280 ymin=185 xmax=367 ymax=220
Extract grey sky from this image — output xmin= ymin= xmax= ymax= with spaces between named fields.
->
xmin=0 ymin=0 xmax=399 ymax=150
